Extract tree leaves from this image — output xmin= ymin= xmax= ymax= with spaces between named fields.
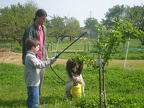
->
xmin=0 ymin=1 xmax=38 ymax=45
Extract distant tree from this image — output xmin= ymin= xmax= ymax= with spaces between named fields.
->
xmin=129 ymin=5 xmax=144 ymax=31
xmin=103 ymin=4 xmax=144 ymax=31
xmin=103 ymin=5 xmax=130 ymax=28
xmin=0 ymin=0 xmax=38 ymax=45
xmin=47 ymin=15 xmax=81 ymax=41
xmin=102 ymin=4 xmax=144 ymax=45
xmin=65 ymin=17 xmax=81 ymax=41
xmin=84 ymin=17 xmax=99 ymax=38
xmin=46 ymin=15 xmax=66 ymax=41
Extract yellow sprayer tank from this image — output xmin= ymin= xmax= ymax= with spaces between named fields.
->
xmin=71 ymin=83 xmax=82 ymax=98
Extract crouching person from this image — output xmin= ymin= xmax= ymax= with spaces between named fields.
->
xmin=65 ymin=56 xmax=85 ymax=98
xmin=24 ymin=38 xmax=56 ymax=108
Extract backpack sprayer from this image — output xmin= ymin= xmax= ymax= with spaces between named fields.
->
xmin=71 ymin=83 xmax=82 ymax=98
xmin=51 ymin=32 xmax=88 ymax=98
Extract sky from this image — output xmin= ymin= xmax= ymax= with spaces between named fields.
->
xmin=0 ymin=0 xmax=143 ymax=27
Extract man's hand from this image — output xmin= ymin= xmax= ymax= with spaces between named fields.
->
xmin=46 ymin=56 xmax=49 ymax=60
xmin=73 ymin=76 xmax=81 ymax=83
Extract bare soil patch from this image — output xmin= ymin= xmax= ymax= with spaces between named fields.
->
xmin=0 ymin=49 xmax=143 ymax=70
xmin=0 ymin=49 xmax=67 ymax=65
xmin=0 ymin=49 xmax=22 ymax=65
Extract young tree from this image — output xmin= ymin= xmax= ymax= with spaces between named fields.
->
xmin=89 ymin=17 xmax=139 ymax=107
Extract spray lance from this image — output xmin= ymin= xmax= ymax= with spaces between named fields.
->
xmin=55 ymin=32 xmax=88 ymax=59
xmin=50 ymin=32 xmax=88 ymax=83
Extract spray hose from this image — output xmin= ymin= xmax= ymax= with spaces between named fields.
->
xmin=51 ymin=32 xmax=88 ymax=83
xmin=50 ymin=65 xmax=66 ymax=84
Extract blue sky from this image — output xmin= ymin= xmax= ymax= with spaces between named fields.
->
xmin=0 ymin=0 xmax=143 ymax=26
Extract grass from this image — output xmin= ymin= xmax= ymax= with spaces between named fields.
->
xmin=0 ymin=38 xmax=144 ymax=107
xmin=0 ymin=61 xmax=144 ymax=108
xmin=46 ymin=38 xmax=144 ymax=60
xmin=0 ymin=63 xmax=26 ymax=108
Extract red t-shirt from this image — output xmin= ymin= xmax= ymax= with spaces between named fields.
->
xmin=37 ymin=26 xmax=44 ymax=60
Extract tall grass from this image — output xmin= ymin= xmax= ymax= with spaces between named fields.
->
xmin=0 ymin=62 xmax=144 ymax=108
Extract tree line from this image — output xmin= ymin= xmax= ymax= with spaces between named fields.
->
xmin=0 ymin=0 xmax=144 ymax=45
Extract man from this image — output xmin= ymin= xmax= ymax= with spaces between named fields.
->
xmin=22 ymin=9 xmax=48 ymax=95
xmin=65 ymin=56 xmax=85 ymax=98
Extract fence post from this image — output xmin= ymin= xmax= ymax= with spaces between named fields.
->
xmin=84 ymin=42 xmax=86 ymax=52
xmin=87 ymin=42 xmax=89 ymax=51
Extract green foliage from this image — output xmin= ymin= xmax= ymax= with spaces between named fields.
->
xmin=92 ymin=18 xmax=142 ymax=107
xmin=93 ymin=23 xmax=122 ymax=67
xmin=138 ymin=31 xmax=144 ymax=44
xmin=0 ymin=1 xmax=38 ymax=45
xmin=129 ymin=5 xmax=144 ymax=31
xmin=74 ymin=97 xmax=99 ymax=108
xmin=103 ymin=4 xmax=144 ymax=32
xmin=105 ymin=68 xmax=144 ymax=107
xmin=93 ymin=18 xmax=141 ymax=67
xmin=104 ymin=5 xmax=129 ymax=28
xmin=70 ymin=53 xmax=86 ymax=64
xmin=0 ymin=63 xmax=144 ymax=107
xmin=0 ymin=63 xmax=26 ymax=107
xmin=47 ymin=15 xmax=81 ymax=41
xmin=103 ymin=4 xmax=144 ymax=45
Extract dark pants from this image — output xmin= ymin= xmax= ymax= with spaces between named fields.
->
xmin=39 ymin=68 xmax=45 ymax=96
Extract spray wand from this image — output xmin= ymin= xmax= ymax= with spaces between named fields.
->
xmin=50 ymin=32 xmax=88 ymax=83
xmin=55 ymin=32 xmax=88 ymax=59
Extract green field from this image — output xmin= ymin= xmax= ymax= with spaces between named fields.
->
xmin=0 ymin=62 xmax=144 ymax=108
xmin=0 ymin=38 xmax=144 ymax=107
xmin=1 ymin=38 xmax=144 ymax=59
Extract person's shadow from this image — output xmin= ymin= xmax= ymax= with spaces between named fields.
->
xmin=0 ymin=98 xmax=26 ymax=108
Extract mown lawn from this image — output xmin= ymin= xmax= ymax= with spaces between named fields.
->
xmin=0 ymin=61 xmax=144 ymax=108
